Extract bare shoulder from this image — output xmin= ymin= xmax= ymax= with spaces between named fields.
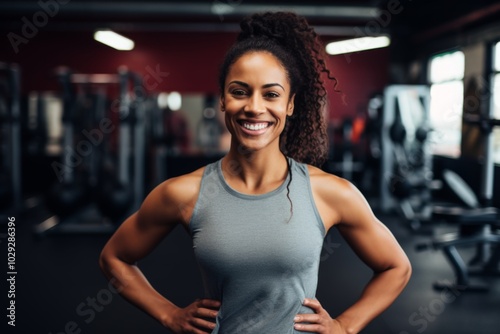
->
xmin=307 ymin=165 xmax=359 ymax=202
xmin=307 ymin=165 xmax=372 ymax=230
xmin=160 ymin=166 xmax=205 ymax=204
xmin=141 ymin=166 xmax=206 ymax=227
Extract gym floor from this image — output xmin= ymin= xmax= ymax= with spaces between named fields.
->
xmin=4 ymin=198 xmax=499 ymax=334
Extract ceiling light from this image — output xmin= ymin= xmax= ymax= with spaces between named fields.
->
xmin=157 ymin=92 xmax=169 ymax=109
xmin=94 ymin=30 xmax=135 ymax=51
xmin=167 ymin=92 xmax=182 ymax=111
xmin=325 ymin=36 xmax=390 ymax=55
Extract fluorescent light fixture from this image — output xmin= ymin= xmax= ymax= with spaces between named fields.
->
xmin=167 ymin=92 xmax=182 ymax=111
xmin=157 ymin=92 xmax=169 ymax=109
xmin=325 ymin=36 xmax=390 ymax=55
xmin=94 ymin=30 xmax=135 ymax=51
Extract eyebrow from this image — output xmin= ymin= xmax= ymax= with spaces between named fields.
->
xmin=228 ymin=80 xmax=285 ymax=91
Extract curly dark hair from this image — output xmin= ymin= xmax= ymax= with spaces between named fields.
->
xmin=218 ymin=11 xmax=337 ymax=167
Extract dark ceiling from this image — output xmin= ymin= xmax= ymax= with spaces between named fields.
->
xmin=1 ymin=0 xmax=500 ymax=42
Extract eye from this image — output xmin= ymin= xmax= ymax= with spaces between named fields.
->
xmin=265 ymin=91 xmax=280 ymax=98
xmin=230 ymin=89 xmax=247 ymax=96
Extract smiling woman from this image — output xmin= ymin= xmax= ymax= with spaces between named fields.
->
xmin=99 ymin=11 xmax=411 ymax=334
xmin=218 ymin=12 xmax=336 ymax=167
xmin=222 ymin=52 xmax=294 ymax=154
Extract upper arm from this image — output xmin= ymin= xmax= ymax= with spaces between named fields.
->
xmin=100 ymin=172 xmax=201 ymax=265
xmin=335 ymin=181 xmax=409 ymax=273
xmin=311 ymin=168 xmax=410 ymax=273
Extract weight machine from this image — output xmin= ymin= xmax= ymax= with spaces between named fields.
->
xmin=416 ymin=77 xmax=500 ymax=291
xmin=34 ymin=67 xmax=146 ymax=236
xmin=379 ymin=85 xmax=433 ymax=228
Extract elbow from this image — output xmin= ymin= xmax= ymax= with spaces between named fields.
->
xmin=98 ymin=250 xmax=107 ymax=274
xmin=98 ymin=251 xmax=106 ymax=271
xmin=99 ymin=247 xmax=113 ymax=275
xmin=400 ymin=258 xmax=412 ymax=287
xmin=378 ymin=258 xmax=412 ymax=288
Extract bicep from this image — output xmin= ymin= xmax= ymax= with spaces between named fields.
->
xmin=335 ymin=184 xmax=408 ymax=273
xmin=101 ymin=183 xmax=182 ymax=265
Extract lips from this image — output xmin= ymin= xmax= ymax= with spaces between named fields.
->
xmin=237 ymin=120 xmax=273 ymax=135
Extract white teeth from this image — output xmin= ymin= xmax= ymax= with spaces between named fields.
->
xmin=242 ymin=122 xmax=269 ymax=131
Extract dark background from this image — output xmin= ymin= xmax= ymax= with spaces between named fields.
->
xmin=1 ymin=1 xmax=500 ymax=333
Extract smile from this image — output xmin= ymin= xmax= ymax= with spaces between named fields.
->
xmin=241 ymin=121 xmax=270 ymax=131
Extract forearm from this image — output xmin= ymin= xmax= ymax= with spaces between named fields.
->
xmin=99 ymin=255 xmax=179 ymax=328
xmin=335 ymin=265 xmax=411 ymax=334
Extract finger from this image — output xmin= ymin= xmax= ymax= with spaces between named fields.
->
xmin=189 ymin=326 xmax=213 ymax=334
xmin=302 ymin=298 xmax=324 ymax=313
xmin=195 ymin=306 xmax=219 ymax=319
xmin=294 ymin=322 xmax=324 ymax=333
xmin=187 ymin=326 xmax=213 ymax=334
xmin=190 ymin=317 xmax=218 ymax=332
xmin=294 ymin=313 xmax=322 ymax=324
xmin=198 ymin=298 xmax=222 ymax=309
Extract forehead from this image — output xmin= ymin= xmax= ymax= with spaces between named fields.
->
xmin=226 ymin=51 xmax=289 ymax=85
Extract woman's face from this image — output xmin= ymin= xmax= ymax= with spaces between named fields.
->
xmin=221 ymin=51 xmax=295 ymax=153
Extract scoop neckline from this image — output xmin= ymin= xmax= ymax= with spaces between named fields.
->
xmin=216 ymin=158 xmax=292 ymax=200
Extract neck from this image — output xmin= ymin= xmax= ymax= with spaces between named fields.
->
xmin=222 ymin=144 xmax=289 ymax=194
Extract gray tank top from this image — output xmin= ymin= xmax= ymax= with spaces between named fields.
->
xmin=189 ymin=157 xmax=326 ymax=333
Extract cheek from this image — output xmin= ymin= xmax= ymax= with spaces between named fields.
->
xmin=224 ymin=113 xmax=237 ymax=133
xmin=276 ymin=106 xmax=291 ymax=122
xmin=224 ymin=97 xmax=245 ymax=111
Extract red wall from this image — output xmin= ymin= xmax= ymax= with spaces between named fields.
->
xmin=1 ymin=30 xmax=389 ymax=121
xmin=1 ymin=30 xmax=237 ymax=93
xmin=325 ymin=47 xmax=390 ymax=122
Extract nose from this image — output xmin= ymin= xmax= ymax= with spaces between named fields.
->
xmin=243 ymin=93 xmax=265 ymax=115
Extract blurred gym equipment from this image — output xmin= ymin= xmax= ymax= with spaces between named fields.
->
xmin=0 ymin=62 xmax=22 ymax=220
xmin=197 ymin=95 xmax=223 ymax=154
xmin=416 ymin=107 xmax=500 ymax=291
xmin=34 ymin=67 xmax=146 ymax=236
xmin=327 ymin=117 xmax=364 ymax=181
xmin=43 ymin=68 xmax=92 ymax=218
xmin=146 ymin=92 xmax=169 ymax=188
xmin=96 ymin=69 xmax=145 ymax=222
xmin=380 ymin=85 xmax=434 ymax=228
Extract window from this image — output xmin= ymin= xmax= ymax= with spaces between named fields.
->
xmin=428 ymin=51 xmax=465 ymax=157
xmin=492 ymin=41 xmax=500 ymax=163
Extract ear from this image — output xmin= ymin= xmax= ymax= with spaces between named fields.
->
xmin=287 ymin=94 xmax=295 ymax=117
xmin=219 ymin=96 xmax=225 ymax=112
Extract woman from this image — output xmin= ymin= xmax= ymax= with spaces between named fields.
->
xmin=99 ymin=12 xmax=411 ymax=334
